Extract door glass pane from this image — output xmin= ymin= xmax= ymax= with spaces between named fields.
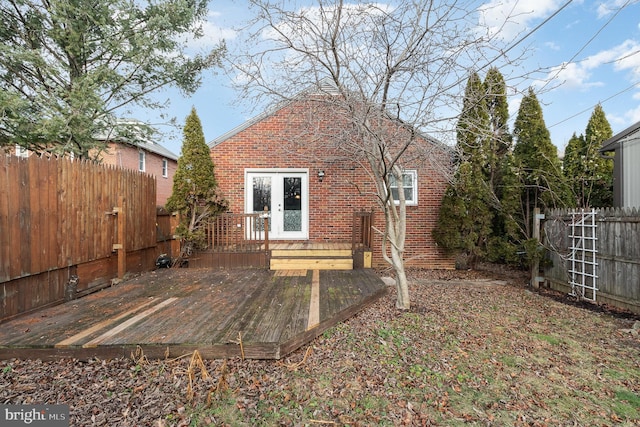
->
xmin=283 ymin=177 xmax=302 ymax=232
xmin=252 ymin=177 xmax=271 ymax=232
xmin=252 ymin=177 xmax=271 ymax=212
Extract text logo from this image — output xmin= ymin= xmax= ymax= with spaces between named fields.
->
xmin=0 ymin=405 xmax=69 ymax=427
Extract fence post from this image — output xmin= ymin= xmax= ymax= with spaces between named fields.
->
xmin=170 ymin=212 xmax=180 ymax=258
xmin=115 ymin=196 xmax=127 ymax=279
xmin=531 ymin=208 xmax=544 ymax=289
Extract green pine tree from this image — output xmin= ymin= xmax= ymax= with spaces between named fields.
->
xmin=166 ymin=108 xmax=227 ymax=263
xmin=433 ymin=162 xmax=494 ymax=267
xmin=434 ymin=72 xmax=493 ymax=267
xmin=488 ymin=153 xmax=522 ymax=264
xmin=513 ymin=88 xmax=569 ymax=239
xmin=583 ymin=104 xmax=614 ymax=207
xmin=457 ymin=72 xmax=491 ymax=162
xmin=484 ymin=68 xmax=518 ymax=263
xmin=562 ymin=132 xmax=586 ymax=207
xmin=0 ymin=0 xmax=223 ymax=158
xmin=562 ymin=105 xmax=613 ymax=208
xmin=485 ymin=67 xmax=512 ymax=160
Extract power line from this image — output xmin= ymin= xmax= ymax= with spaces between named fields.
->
xmin=548 ymin=80 xmax=640 ymax=129
xmin=478 ymin=0 xmax=573 ymax=74
xmin=603 ymin=48 xmax=640 ymax=65
xmin=537 ymin=0 xmax=633 ymax=94
xmin=541 ymin=0 xmax=637 ymax=132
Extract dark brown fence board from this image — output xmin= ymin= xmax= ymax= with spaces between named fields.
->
xmin=1 ymin=156 xmax=168 ymax=321
xmin=0 ymin=157 xmax=10 ymax=281
xmin=58 ymin=160 xmax=70 ymax=266
xmin=28 ymin=158 xmax=39 ymax=273
xmin=10 ymin=158 xmax=24 ymax=278
xmin=74 ymin=162 xmax=83 ymax=262
xmin=544 ymin=207 xmax=640 ymax=314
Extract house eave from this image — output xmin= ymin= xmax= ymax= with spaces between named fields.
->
xmin=208 ymin=106 xmax=284 ymax=149
xmin=601 ymin=120 xmax=640 ymax=153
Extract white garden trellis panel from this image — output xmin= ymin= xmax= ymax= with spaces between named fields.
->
xmin=568 ymin=209 xmax=598 ymax=301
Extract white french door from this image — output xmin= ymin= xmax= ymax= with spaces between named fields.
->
xmin=246 ymin=170 xmax=308 ymax=240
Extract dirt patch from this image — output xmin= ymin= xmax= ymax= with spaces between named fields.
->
xmin=2 ymin=266 xmax=639 ymax=426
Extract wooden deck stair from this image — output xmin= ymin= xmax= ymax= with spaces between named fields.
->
xmin=269 ymin=243 xmax=353 ymax=270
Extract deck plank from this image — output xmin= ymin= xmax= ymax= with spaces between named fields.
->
xmin=307 ymin=270 xmax=320 ymax=330
xmin=0 ymin=268 xmax=387 ymax=360
xmin=83 ymin=298 xmax=179 ymax=347
xmin=249 ymin=273 xmax=311 ymax=343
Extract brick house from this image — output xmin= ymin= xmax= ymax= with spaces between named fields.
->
xmin=209 ymin=90 xmax=454 ymax=269
xmin=98 ymin=138 xmax=178 ymax=207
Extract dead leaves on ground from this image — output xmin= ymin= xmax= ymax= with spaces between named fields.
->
xmin=1 ymin=268 xmax=639 ymax=426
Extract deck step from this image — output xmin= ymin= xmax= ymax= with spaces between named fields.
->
xmin=270 ymin=257 xmax=353 ymax=270
xmin=270 ymin=247 xmax=353 ymax=270
xmin=271 ymin=249 xmax=352 ymax=258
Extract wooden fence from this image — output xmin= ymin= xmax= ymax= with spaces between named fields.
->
xmin=543 ymin=208 xmax=640 ymax=314
xmin=1 ymin=155 xmax=173 ymax=322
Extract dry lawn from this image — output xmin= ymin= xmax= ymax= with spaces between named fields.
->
xmin=1 ymin=268 xmax=639 ymax=426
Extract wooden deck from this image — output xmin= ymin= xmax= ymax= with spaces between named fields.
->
xmin=0 ymin=267 xmax=387 ymax=361
xmin=189 ymin=242 xmax=365 ymax=270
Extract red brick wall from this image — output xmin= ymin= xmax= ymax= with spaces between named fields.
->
xmin=210 ymin=99 xmax=454 ymax=269
xmin=100 ymin=142 xmax=177 ymax=207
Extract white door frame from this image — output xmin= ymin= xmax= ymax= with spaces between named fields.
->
xmin=245 ymin=168 xmax=309 ymax=240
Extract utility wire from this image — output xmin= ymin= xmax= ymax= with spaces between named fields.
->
xmin=537 ymin=0 xmax=633 ymax=94
xmin=549 ymin=80 xmax=640 ymax=129
xmin=478 ymin=0 xmax=573 ymax=74
xmin=443 ymin=1 xmax=573 ymax=98
xmin=480 ymin=0 xmax=638 ymax=134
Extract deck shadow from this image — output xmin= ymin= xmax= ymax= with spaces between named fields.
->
xmin=0 ymin=268 xmax=387 ymax=360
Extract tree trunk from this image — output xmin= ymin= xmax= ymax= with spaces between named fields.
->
xmin=386 ymin=201 xmax=410 ymax=310
xmin=393 ymin=255 xmax=410 ymax=310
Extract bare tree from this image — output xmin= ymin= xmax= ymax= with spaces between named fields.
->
xmin=229 ymin=0 xmax=519 ymax=309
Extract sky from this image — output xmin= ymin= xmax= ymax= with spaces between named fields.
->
xmin=141 ymin=0 xmax=640 ymax=157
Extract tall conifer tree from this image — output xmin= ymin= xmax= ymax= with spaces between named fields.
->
xmin=434 ymin=72 xmax=493 ymax=266
xmin=562 ymin=105 xmax=613 ymax=207
xmin=485 ymin=67 xmax=512 ymax=170
xmin=0 ymin=0 xmax=223 ymax=158
xmin=513 ymin=88 xmax=569 ymax=239
xmin=583 ymin=105 xmax=614 ymax=207
xmin=166 ymin=108 xmax=227 ymax=263
xmin=484 ymin=68 xmax=519 ymax=262
xmin=563 ymin=132 xmax=586 ymax=206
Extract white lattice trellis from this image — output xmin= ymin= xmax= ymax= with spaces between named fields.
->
xmin=568 ymin=209 xmax=598 ymax=301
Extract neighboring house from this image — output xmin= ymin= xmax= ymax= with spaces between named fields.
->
xmin=6 ymin=122 xmax=178 ymax=207
xmin=98 ymin=138 xmax=178 ymax=207
xmin=209 ymin=88 xmax=454 ymax=269
xmin=600 ymin=121 xmax=640 ymax=208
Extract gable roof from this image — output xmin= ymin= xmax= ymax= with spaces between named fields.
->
xmin=209 ymin=79 xmax=341 ymax=148
xmin=208 ymin=106 xmax=283 ymax=148
xmin=209 ymin=78 xmax=445 ymax=149
xmin=131 ymin=139 xmax=178 ymax=161
xmin=601 ymin=120 xmax=640 ymax=153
